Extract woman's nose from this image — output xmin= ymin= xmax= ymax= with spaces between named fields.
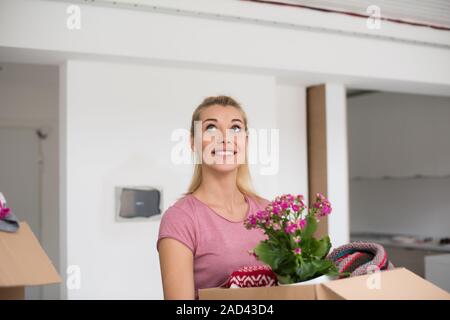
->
xmin=217 ymin=129 xmax=232 ymax=144
xmin=219 ymin=135 xmax=232 ymax=145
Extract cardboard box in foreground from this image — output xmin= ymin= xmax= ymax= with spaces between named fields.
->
xmin=199 ymin=268 xmax=450 ymax=300
xmin=0 ymin=222 xmax=61 ymax=299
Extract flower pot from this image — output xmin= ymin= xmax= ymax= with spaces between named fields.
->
xmin=277 ymin=274 xmax=334 ymax=286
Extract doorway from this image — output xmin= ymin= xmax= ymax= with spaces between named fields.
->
xmin=0 ymin=127 xmax=42 ymax=298
xmin=0 ymin=62 xmax=60 ymax=299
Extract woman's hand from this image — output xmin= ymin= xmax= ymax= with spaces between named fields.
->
xmin=158 ymin=238 xmax=195 ymax=299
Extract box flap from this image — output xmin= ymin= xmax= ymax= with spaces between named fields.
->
xmin=323 ymin=268 xmax=450 ymax=300
xmin=0 ymin=222 xmax=61 ymax=287
xmin=315 ymin=284 xmax=345 ymax=300
xmin=199 ymin=284 xmax=317 ymax=300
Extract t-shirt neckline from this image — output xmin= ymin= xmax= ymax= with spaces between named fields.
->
xmin=189 ymin=193 xmax=251 ymax=223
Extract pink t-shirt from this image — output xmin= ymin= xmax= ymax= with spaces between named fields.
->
xmin=156 ymin=193 xmax=270 ymax=299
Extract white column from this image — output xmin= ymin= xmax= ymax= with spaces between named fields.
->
xmin=325 ymin=83 xmax=350 ymax=248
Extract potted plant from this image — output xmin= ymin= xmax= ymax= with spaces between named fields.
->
xmin=244 ymin=193 xmax=346 ymax=285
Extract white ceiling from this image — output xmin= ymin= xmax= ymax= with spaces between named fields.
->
xmin=256 ymin=0 xmax=450 ymax=28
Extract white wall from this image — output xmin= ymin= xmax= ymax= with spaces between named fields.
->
xmin=275 ymin=82 xmax=309 ymax=198
xmin=348 ymin=92 xmax=450 ymax=237
xmin=349 ymin=93 xmax=450 ymax=177
xmin=60 ymin=60 xmax=308 ymax=299
xmin=0 ymin=63 xmax=60 ymax=299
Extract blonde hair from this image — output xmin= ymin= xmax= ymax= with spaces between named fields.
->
xmin=183 ymin=95 xmax=263 ymax=203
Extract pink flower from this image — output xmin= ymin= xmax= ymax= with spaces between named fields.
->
xmin=321 ymin=204 xmax=332 ymax=215
xmin=313 ymin=193 xmax=332 ymax=218
xmin=256 ymin=210 xmax=269 ymax=223
xmin=278 ymin=194 xmax=296 ymax=208
xmin=293 ymin=235 xmax=301 ymax=243
xmin=272 ymin=205 xmax=281 ymax=215
xmin=293 ymin=247 xmax=302 ymax=255
xmin=244 ymin=214 xmax=258 ymax=229
xmin=246 ymin=207 xmax=277 ymax=230
xmin=298 ymin=218 xmax=306 ymax=229
xmin=284 ymin=221 xmax=298 ymax=234
xmin=273 ymin=223 xmax=281 ymax=231
xmin=0 ymin=202 xmax=10 ymax=220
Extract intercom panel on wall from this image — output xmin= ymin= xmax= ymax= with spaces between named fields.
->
xmin=115 ymin=186 xmax=162 ymax=221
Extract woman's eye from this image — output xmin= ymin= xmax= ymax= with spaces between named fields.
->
xmin=231 ymin=125 xmax=242 ymax=133
xmin=205 ymin=124 xmax=217 ymax=131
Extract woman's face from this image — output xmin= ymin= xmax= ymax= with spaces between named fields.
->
xmin=192 ymin=105 xmax=248 ymax=173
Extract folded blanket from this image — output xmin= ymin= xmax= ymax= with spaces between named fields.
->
xmin=327 ymin=241 xmax=394 ymax=277
xmin=221 ymin=265 xmax=277 ymax=288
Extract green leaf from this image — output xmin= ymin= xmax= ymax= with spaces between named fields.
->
xmin=277 ymin=254 xmax=297 ymax=276
xmin=311 ymin=259 xmax=334 ymax=274
xmin=294 ymin=258 xmax=341 ymax=281
xmin=313 ymin=236 xmax=332 ymax=259
xmin=295 ymin=261 xmax=317 ymax=281
xmin=302 ymin=215 xmax=318 ymax=240
xmin=254 ymin=241 xmax=281 ymax=269
xmin=276 ymin=274 xmax=292 ymax=285
xmin=301 ymin=238 xmax=316 ymax=257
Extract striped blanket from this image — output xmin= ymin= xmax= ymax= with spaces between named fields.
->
xmin=327 ymin=241 xmax=395 ymax=277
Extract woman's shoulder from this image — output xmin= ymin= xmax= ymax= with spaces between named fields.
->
xmin=247 ymin=194 xmax=271 ymax=211
xmin=158 ymin=194 xmax=198 ymax=253
xmin=158 ymin=195 xmax=200 ymax=234
xmin=162 ymin=194 xmax=198 ymax=218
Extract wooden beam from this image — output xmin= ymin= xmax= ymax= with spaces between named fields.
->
xmin=306 ymin=84 xmax=328 ymax=238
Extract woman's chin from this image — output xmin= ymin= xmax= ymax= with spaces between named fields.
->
xmin=203 ymin=161 xmax=240 ymax=172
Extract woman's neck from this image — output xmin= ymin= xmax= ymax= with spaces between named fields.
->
xmin=194 ymin=167 xmax=245 ymax=208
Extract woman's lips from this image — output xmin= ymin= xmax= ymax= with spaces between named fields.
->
xmin=211 ymin=150 xmax=237 ymax=156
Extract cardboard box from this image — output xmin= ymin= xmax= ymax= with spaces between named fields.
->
xmin=0 ymin=222 xmax=61 ymax=299
xmin=199 ymin=268 xmax=450 ymax=300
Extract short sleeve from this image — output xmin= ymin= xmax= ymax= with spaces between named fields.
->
xmin=157 ymin=206 xmax=197 ymax=254
xmin=253 ymin=196 xmax=271 ymax=211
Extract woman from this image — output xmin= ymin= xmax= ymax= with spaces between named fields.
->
xmin=157 ymin=95 xmax=270 ymax=300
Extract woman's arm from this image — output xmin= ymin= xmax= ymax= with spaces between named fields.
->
xmin=158 ymin=238 xmax=195 ymax=300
